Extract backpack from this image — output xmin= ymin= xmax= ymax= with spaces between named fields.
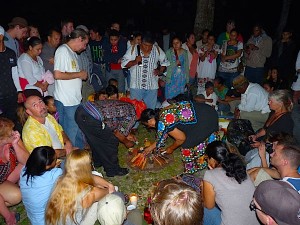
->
xmin=226 ymin=119 xmax=255 ymax=156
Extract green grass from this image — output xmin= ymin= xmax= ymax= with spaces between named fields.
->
xmin=7 ymin=125 xmax=184 ymax=225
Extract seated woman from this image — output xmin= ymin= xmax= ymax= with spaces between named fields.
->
xmin=45 ymin=149 xmax=115 ymax=225
xmin=247 ymin=89 xmax=294 ymax=169
xmin=20 ymin=146 xmax=63 ymax=225
xmin=250 ymin=89 xmax=294 ymax=143
xmin=0 ymin=117 xmax=29 ymax=225
xmin=150 ymin=178 xmax=203 ymax=225
xmin=202 ymin=141 xmax=259 ymax=225
xmin=140 ymin=100 xmax=219 ymax=174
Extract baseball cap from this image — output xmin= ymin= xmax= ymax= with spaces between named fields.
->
xmin=97 ymin=193 xmax=126 ymax=225
xmin=8 ymin=17 xmax=28 ymax=27
xmin=232 ymin=75 xmax=248 ymax=89
xmin=0 ymin=26 xmax=4 ymax=36
xmin=254 ymin=180 xmax=300 ymax=225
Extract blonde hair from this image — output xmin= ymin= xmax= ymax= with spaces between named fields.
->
xmin=0 ymin=117 xmax=14 ymax=141
xmin=16 ymin=103 xmax=28 ymax=126
xmin=150 ymin=179 xmax=203 ymax=225
xmin=46 ymin=150 xmax=94 ymax=225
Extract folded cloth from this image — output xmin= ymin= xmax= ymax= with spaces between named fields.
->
xmin=42 ymin=70 xmax=54 ymax=84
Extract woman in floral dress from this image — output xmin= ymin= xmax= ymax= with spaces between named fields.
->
xmin=140 ymin=101 xmax=219 ymax=174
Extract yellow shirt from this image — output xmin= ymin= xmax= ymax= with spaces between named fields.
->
xmin=22 ymin=114 xmax=64 ymax=153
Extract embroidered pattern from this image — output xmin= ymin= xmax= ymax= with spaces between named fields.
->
xmin=181 ymin=132 xmax=220 ymax=174
xmin=156 ymin=101 xmax=197 ymax=151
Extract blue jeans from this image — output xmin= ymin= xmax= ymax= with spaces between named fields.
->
xmin=130 ymin=88 xmax=158 ymax=109
xmin=55 ymin=100 xmax=85 ymax=149
xmin=244 ymin=66 xmax=265 ymax=85
xmin=203 ymin=207 xmax=221 ymax=225
xmin=123 ymin=69 xmax=131 ymax=92
xmin=106 ymin=69 xmax=125 ymax=93
xmin=217 ymin=71 xmax=239 ymax=89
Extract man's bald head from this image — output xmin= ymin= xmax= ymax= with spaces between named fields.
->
xmin=25 ymin=95 xmax=48 ymax=122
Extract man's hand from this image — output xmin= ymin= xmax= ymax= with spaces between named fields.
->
xmin=64 ymin=141 xmax=73 ymax=155
xmin=79 ymin=71 xmax=88 ymax=80
xmin=234 ymin=108 xmax=240 ymax=119
xmin=258 ymin=142 xmax=267 ymax=159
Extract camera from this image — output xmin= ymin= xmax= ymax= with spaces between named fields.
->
xmin=249 ymin=136 xmax=255 ymax=144
xmin=265 ymin=142 xmax=274 ymax=154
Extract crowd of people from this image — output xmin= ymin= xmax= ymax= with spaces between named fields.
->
xmin=0 ymin=15 xmax=300 ymax=225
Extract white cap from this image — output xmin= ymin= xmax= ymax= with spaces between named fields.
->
xmin=0 ymin=26 xmax=4 ymax=36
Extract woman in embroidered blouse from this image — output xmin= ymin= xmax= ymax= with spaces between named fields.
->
xmin=140 ymin=101 xmax=219 ymax=174
xmin=0 ymin=117 xmax=29 ymax=225
xmin=165 ymin=36 xmax=189 ymax=100
xmin=17 ymin=36 xmax=52 ymax=97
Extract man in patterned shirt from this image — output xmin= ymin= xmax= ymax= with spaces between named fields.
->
xmin=121 ymin=32 xmax=170 ymax=109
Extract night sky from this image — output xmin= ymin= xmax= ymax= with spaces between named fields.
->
xmin=1 ymin=0 xmax=300 ymax=43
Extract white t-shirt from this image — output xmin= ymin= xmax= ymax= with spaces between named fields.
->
xmin=54 ymin=44 xmax=82 ymax=106
xmin=198 ymin=90 xmax=218 ymax=110
xmin=43 ymin=118 xmax=63 ymax=149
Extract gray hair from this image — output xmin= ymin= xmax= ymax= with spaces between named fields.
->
xmin=269 ymin=89 xmax=293 ymax=112
xmin=66 ymin=28 xmax=88 ymax=41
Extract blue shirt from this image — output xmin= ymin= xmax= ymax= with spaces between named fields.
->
xmin=20 ymin=167 xmax=63 ymax=225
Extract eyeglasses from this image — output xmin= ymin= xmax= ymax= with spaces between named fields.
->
xmin=249 ymin=200 xmax=277 ymax=223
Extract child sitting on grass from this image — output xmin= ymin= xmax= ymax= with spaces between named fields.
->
xmin=194 ymin=81 xmax=218 ymax=110
xmin=88 ymin=88 xmax=108 ymax=102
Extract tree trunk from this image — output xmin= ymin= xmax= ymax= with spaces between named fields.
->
xmin=194 ymin=0 xmax=215 ymax=40
xmin=275 ymin=0 xmax=292 ymax=41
